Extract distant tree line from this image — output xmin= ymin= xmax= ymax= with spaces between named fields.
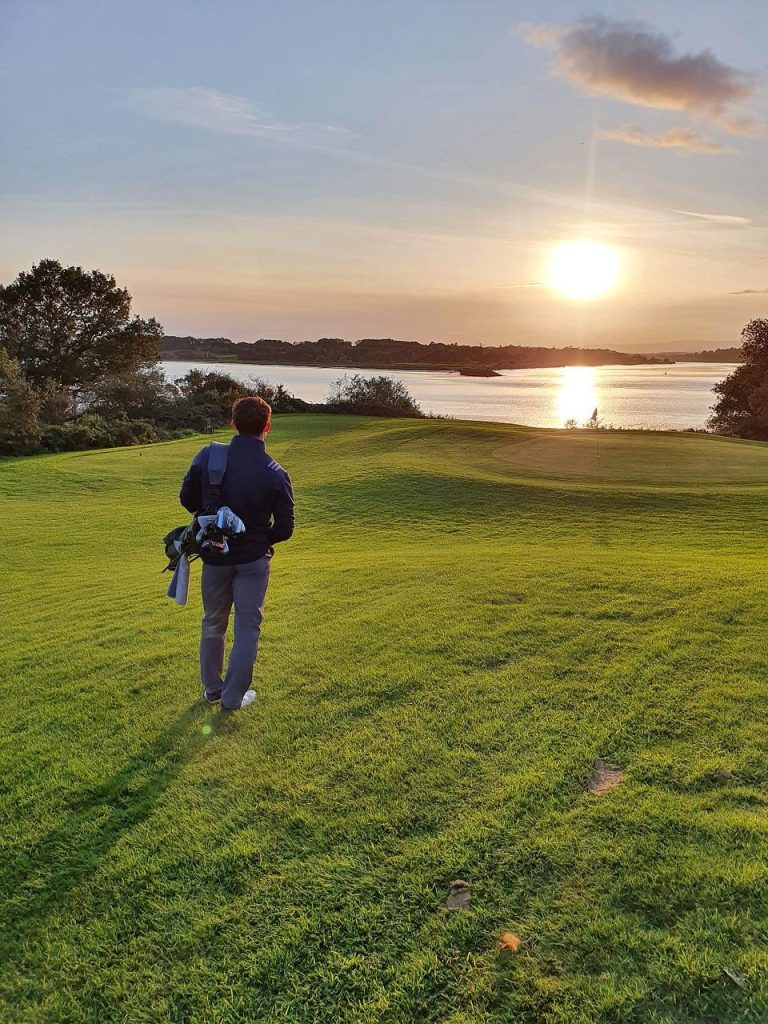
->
xmin=663 ymin=347 xmax=742 ymax=362
xmin=162 ymin=334 xmax=673 ymax=370
xmin=0 ymin=261 xmax=424 ymax=456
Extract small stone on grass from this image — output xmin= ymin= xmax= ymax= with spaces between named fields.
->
xmin=445 ymin=880 xmax=471 ymax=911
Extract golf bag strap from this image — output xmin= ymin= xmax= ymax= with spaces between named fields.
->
xmin=204 ymin=441 xmax=229 ymax=512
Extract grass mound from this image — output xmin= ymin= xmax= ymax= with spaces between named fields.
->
xmin=2 ymin=414 xmax=768 ymax=1023
xmin=494 ymin=429 xmax=768 ymax=485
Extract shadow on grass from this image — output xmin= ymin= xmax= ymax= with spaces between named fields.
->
xmin=0 ymin=704 xmax=210 ymax=965
xmin=305 ymin=468 xmax=764 ymax=534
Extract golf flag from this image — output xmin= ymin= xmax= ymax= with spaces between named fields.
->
xmin=592 ymin=406 xmax=601 ymax=462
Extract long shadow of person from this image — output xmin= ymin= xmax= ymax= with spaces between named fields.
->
xmin=1 ymin=703 xmax=215 ymax=967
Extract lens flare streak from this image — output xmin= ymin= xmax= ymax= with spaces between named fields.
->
xmin=556 ymin=366 xmax=599 ymax=425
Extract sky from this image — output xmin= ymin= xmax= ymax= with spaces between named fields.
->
xmin=2 ymin=0 xmax=767 ymax=351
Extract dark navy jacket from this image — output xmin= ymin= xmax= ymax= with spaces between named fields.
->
xmin=180 ymin=434 xmax=294 ymax=565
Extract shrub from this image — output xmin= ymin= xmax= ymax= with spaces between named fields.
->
xmin=37 ymin=381 xmax=76 ymax=424
xmin=248 ymin=378 xmax=312 ymax=414
xmin=4 ymin=360 xmax=309 ymax=455
xmin=108 ymin=418 xmax=160 ymax=447
xmin=39 ymin=415 xmax=160 ymax=453
xmin=39 ymin=415 xmax=112 ymax=452
xmin=80 ymin=367 xmax=179 ymax=425
xmin=325 ymin=374 xmax=423 ymax=418
xmin=169 ymin=370 xmax=310 ymax=429
xmin=172 ymin=370 xmax=254 ymax=430
xmin=0 ymin=351 xmax=41 ymax=455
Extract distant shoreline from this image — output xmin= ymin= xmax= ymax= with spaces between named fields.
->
xmin=161 ymin=355 xmax=683 ymax=373
xmin=162 ymin=354 xmax=745 ymax=374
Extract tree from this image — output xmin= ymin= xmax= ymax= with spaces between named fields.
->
xmin=326 ymin=374 xmax=424 ymax=417
xmin=709 ymin=319 xmax=768 ymax=440
xmin=0 ymin=350 xmax=40 ymax=455
xmin=80 ymin=366 xmax=179 ymax=424
xmin=0 ymin=259 xmax=163 ymax=392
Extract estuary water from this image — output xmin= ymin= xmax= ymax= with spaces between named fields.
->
xmin=163 ymin=360 xmax=737 ymax=431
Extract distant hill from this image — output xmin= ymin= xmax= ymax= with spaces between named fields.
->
xmin=161 ymin=335 xmax=673 ymax=370
xmin=652 ymin=348 xmax=742 ymax=362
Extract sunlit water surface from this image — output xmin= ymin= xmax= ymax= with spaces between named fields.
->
xmin=163 ymin=360 xmax=738 ymax=431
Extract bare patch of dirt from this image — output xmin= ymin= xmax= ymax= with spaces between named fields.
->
xmin=588 ymin=758 xmax=624 ymax=795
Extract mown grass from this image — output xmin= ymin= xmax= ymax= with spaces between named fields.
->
xmin=1 ymin=414 xmax=767 ymax=1024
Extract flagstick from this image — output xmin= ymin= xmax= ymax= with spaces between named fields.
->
xmin=590 ymin=407 xmax=600 ymax=466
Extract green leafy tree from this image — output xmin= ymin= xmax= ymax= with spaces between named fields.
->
xmin=0 ymin=350 xmax=41 ymax=455
xmin=709 ymin=319 xmax=768 ymax=439
xmin=0 ymin=259 xmax=163 ymax=392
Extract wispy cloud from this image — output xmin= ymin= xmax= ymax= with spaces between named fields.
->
xmin=125 ymin=86 xmax=351 ymax=139
xmin=122 ymin=85 xmax=750 ymax=246
xmin=672 ymin=209 xmax=751 ymax=227
xmin=520 ymin=17 xmax=764 ymax=137
xmin=597 ymin=123 xmax=732 ymax=154
xmin=729 ymin=287 xmax=768 ymax=294
xmin=119 ymin=85 xmax=649 ymax=215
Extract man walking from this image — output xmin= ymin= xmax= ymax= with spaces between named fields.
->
xmin=180 ymin=396 xmax=294 ymax=711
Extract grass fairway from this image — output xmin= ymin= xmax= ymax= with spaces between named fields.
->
xmin=2 ymin=414 xmax=768 ymax=1024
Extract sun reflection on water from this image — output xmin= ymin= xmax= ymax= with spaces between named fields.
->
xmin=556 ymin=366 xmax=598 ymax=426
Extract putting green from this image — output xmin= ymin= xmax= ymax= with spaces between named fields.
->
xmin=494 ymin=430 xmax=768 ymax=486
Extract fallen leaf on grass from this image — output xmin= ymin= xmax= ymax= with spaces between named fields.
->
xmin=445 ymin=880 xmax=471 ymax=911
xmin=723 ymin=967 xmax=747 ymax=989
xmin=497 ymin=931 xmax=520 ymax=951
xmin=588 ymin=758 xmax=624 ymax=795
xmin=718 ymin=768 xmax=737 ymax=781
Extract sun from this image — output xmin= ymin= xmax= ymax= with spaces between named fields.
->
xmin=547 ymin=240 xmax=620 ymax=301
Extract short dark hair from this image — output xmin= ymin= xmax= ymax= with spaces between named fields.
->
xmin=232 ymin=395 xmax=271 ymax=436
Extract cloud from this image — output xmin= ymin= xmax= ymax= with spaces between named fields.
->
xmin=520 ymin=17 xmax=762 ymax=134
xmin=729 ymin=288 xmax=768 ymax=294
xmin=125 ymin=86 xmax=350 ymax=139
xmin=672 ymin=209 xmax=751 ymax=227
xmin=518 ymin=22 xmax=569 ymax=48
xmin=598 ymin=123 xmax=732 ymax=153
xmin=717 ymin=112 xmax=768 ymax=137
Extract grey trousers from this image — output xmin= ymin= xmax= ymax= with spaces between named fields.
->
xmin=200 ymin=555 xmax=272 ymax=709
